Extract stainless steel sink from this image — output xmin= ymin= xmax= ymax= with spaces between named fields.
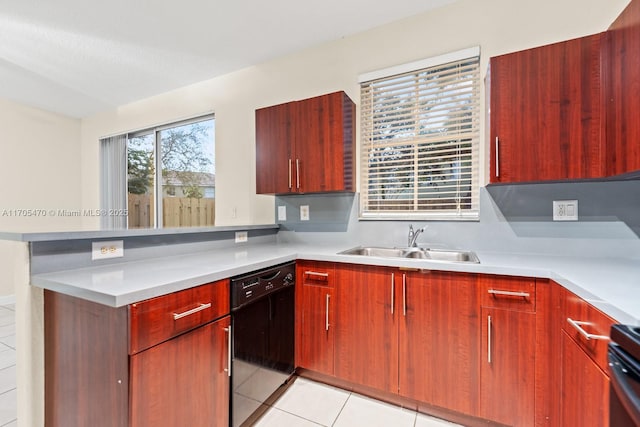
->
xmin=338 ymin=246 xmax=480 ymax=264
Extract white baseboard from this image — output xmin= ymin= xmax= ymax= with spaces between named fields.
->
xmin=0 ymin=295 xmax=16 ymax=306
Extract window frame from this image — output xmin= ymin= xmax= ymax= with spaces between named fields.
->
xmin=358 ymin=47 xmax=481 ymax=221
xmin=101 ymin=113 xmax=215 ymax=230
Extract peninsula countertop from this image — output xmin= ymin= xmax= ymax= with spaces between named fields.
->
xmin=30 ymin=241 xmax=640 ymax=325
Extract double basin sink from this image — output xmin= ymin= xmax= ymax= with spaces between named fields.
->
xmin=339 ymin=246 xmax=480 ymax=264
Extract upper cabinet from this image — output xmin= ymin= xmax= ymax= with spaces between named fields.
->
xmin=489 ymin=0 xmax=640 ymax=184
xmin=488 ymin=34 xmax=605 ymax=183
xmin=603 ymin=0 xmax=640 ymax=176
xmin=255 ymin=91 xmax=356 ymax=194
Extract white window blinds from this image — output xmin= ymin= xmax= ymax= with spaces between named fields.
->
xmin=359 ymin=49 xmax=480 ymax=220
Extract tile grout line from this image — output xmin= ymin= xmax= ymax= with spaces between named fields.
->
xmin=330 ymin=391 xmax=352 ymax=427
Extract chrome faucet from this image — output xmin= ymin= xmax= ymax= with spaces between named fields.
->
xmin=407 ymin=225 xmax=427 ymax=247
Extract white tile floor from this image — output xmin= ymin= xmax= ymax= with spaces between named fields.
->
xmin=0 ymin=304 xmax=16 ymax=427
xmin=253 ymin=377 xmax=464 ymax=427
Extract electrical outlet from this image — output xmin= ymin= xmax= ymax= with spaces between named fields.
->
xmin=92 ymin=240 xmax=124 ymax=260
xmin=235 ymin=231 xmax=248 ymax=243
xmin=553 ymin=200 xmax=578 ymax=221
xmin=300 ymin=205 xmax=310 ymax=221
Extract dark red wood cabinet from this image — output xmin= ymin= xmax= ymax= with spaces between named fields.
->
xmin=44 ymin=280 xmax=231 ymax=427
xmin=399 ymin=271 xmax=479 ymax=416
xmin=489 ymin=34 xmax=605 ymax=183
xmin=295 ymin=261 xmax=336 ymax=376
xmin=603 ymin=0 xmax=640 ymax=176
xmin=558 ymin=284 xmax=615 ymax=427
xmin=255 ymin=91 xmax=355 ymax=194
xmin=333 ymin=263 xmax=399 ymax=394
xmin=479 ymin=276 xmax=537 ymax=426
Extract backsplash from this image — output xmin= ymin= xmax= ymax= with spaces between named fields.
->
xmin=276 ymin=182 xmax=640 ymax=259
xmin=486 ymin=179 xmax=640 ymax=237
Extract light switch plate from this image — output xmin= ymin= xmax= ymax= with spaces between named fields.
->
xmin=92 ymin=240 xmax=124 ymax=260
xmin=278 ymin=205 xmax=287 ymax=221
xmin=553 ymin=200 xmax=578 ymax=221
xmin=300 ymin=205 xmax=310 ymax=221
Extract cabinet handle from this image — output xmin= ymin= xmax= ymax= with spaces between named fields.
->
xmin=224 ymin=325 xmax=232 ymax=377
xmin=566 ymin=318 xmax=610 ymax=341
xmin=391 ymin=273 xmax=395 ymax=315
xmin=487 ymin=315 xmax=492 ymax=364
xmin=288 ymin=159 xmax=292 ymax=190
xmin=305 ymin=271 xmax=329 ymax=278
xmin=325 ymin=294 xmax=330 ymax=331
xmin=495 ymin=136 xmax=500 ymax=178
xmin=172 ymin=303 xmax=211 ymax=320
xmin=296 ymin=159 xmax=300 ymax=189
xmin=488 ymin=289 xmax=530 ymax=299
xmin=402 ymin=273 xmax=407 ymax=316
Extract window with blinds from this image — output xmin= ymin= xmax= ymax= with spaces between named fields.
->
xmin=359 ymin=48 xmax=480 ymax=220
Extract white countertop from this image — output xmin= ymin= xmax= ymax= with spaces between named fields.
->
xmin=30 ymin=242 xmax=640 ymax=324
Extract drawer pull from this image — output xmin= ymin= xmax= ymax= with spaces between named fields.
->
xmin=488 ymin=289 xmax=530 ymax=299
xmin=305 ymin=271 xmax=329 ymax=278
xmin=173 ymin=303 xmax=212 ymax=320
xmin=566 ymin=318 xmax=610 ymax=341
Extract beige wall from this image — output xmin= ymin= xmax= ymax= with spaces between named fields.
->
xmin=0 ymin=98 xmax=82 ymax=299
xmin=79 ymin=0 xmax=630 ymax=228
xmin=0 ymin=98 xmax=82 ymax=233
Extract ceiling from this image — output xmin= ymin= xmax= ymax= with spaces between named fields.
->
xmin=0 ymin=0 xmax=456 ymax=118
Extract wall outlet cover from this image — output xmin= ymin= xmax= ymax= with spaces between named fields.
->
xmin=235 ymin=231 xmax=248 ymax=243
xmin=300 ymin=205 xmax=310 ymax=221
xmin=92 ymin=240 xmax=124 ymax=260
xmin=553 ymin=200 xmax=579 ymax=221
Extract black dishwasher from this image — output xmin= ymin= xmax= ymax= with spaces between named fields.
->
xmin=230 ymin=262 xmax=295 ymax=426
xmin=609 ymin=324 xmax=640 ymax=427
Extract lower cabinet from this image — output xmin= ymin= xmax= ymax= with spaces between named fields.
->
xmin=559 ymin=283 xmax=615 ymax=427
xmin=294 ymin=263 xmax=617 ymax=427
xmin=333 ymin=264 xmax=399 ymax=393
xmin=130 ymin=316 xmax=230 ymax=427
xmin=295 ymin=261 xmax=336 ymax=376
xmin=479 ymin=276 xmax=537 ymax=426
xmin=44 ymin=280 xmax=231 ymax=427
xmin=560 ymin=331 xmax=609 ymax=427
xmin=399 ymin=271 xmax=479 ymax=416
xmin=480 ymin=307 xmax=536 ymax=426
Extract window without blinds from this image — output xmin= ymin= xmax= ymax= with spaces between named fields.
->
xmin=360 ymin=50 xmax=480 ymax=220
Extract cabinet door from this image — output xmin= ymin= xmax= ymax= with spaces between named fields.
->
xmin=399 ymin=271 xmax=479 ymax=415
xmin=255 ymin=102 xmax=295 ymax=194
xmin=130 ymin=316 xmax=231 ymax=427
xmin=604 ymin=0 xmax=640 ymax=175
xmin=334 ymin=264 xmax=399 ymax=393
xmin=561 ymin=331 xmax=610 ymax=427
xmin=295 ymin=284 xmax=335 ymax=375
xmin=490 ymin=35 xmax=603 ymax=183
xmin=480 ymin=308 xmax=536 ymax=426
xmin=296 ymin=261 xmax=335 ymax=375
xmin=296 ymin=92 xmax=355 ymax=193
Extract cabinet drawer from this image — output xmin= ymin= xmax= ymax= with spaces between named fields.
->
xmin=129 ymin=279 xmax=230 ymax=354
xmin=297 ymin=261 xmax=335 ymax=287
xmin=563 ymin=289 xmax=614 ymax=373
xmin=480 ymin=275 xmax=536 ymax=312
